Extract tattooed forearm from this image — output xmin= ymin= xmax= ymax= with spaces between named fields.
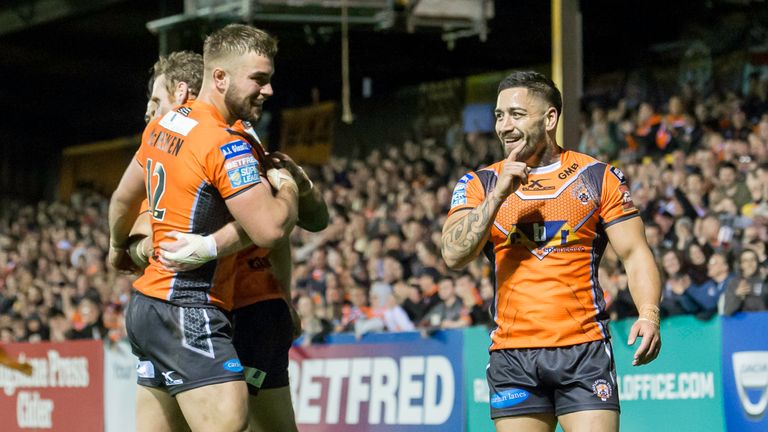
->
xmin=441 ymin=196 xmax=500 ymax=268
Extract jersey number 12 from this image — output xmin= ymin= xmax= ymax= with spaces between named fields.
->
xmin=146 ymin=158 xmax=167 ymax=221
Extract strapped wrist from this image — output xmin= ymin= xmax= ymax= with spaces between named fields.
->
xmin=638 ymin=304 xmax=660 ymax=326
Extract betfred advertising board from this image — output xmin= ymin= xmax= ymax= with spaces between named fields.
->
xmin=289 ymin=331 xmax=464 ymax=432
xmin=0 ymin=340 xmax=104 ymax=431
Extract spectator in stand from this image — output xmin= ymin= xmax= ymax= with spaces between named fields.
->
xmin=455 ymin=273 xmax=490 ymax=326
xmin=722 ymin=249 xmax=768 ymax=315
xmin=723 ymin=107 xmax=752 ymax=142
xmin=710 ymin=162 xmax=752 ymax=210
xmin=400 ymin=277 xmax=428 ymax=323
xmin=338 ymin=285 xmax=373 ymax=333
xmin=419 ymin=276 xmax=468 ymax=329
xmin=297 ymin=295 xmax=332 ymax=346
xmin=369 ymin=282 xmax=414 ymax=333
xmin=415 ymin=266 xmax=441 ymax=313
xmin=630 ymin=102 xmax=663 ymax=157
xmin=659 ymin=250 xmax=692 ymax=317
xmin=680 ymin=252 xmax=735 ymax=318
xmin=579 ymin=105 xmax=619 ymax=159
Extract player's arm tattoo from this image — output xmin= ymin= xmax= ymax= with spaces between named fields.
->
xmin=441 ymin=197 xmax=499 ymax=268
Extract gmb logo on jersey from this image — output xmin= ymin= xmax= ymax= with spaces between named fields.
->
xmin=499 ymin=220 xmax=583 ymax=260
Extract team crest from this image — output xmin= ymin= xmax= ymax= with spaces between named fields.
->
xmin=573 ymin=185 xmax=592 ymax=205
xmin=592 ymin=379 xmax=613 ymax=401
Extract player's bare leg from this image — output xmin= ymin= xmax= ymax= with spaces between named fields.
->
xmin=558 ymin=409 xmax=619 ymax=432
xmin=248 ymin=387 xmax=298 ymax=432
xmin=176 ymin=381 xmax=251 ymax=432
xmin=495 ymin=413 xmax=557 ymax=432
xmin=135 ymin=385 xmax=190 ymax=432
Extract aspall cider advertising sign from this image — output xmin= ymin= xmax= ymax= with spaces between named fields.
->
xmin=0 ymin=340 xmax=103 ymax=431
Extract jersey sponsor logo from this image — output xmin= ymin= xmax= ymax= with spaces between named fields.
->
xmin=499 ymin=220 xmax=581 ymax=260
xmin=177 ymin=106 xmax=192 ymax=117
xmin=521 ymin=178 xmax=556 ymax=192
xmin=158 ymin=110 xmax=199 ymax=136
xmin=592 ymin=379 xmax=613 ymax=401
xmin=221 ymin=140 xmax=261 ymax=188
xmin=223 ymin=358 xmax=244 ymax=373
xmin=451 ymin=174 xmax=473 ymax=208
xmin=224 ymin=154 xmax=258 ymax=171
xmin=558 ymin=162 xmax=580 ymax=179
xmin=490 ymin=388 xmax=529 ymax=409
xmin=609 ymin=166 xmax=627 ymax=184
xmin=619 ymin=184 xmax=636 ymax=213
xmin=136 ymin=360 xmax=155 ymax=378
xmin=220 ymin=140 xmax=253 ymax=159
xmin=162 ymin=370 xmax=184 ymax=386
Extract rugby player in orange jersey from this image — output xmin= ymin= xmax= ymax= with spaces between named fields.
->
xmin=441 ymin=71 xmax=661 ymax=432
xmin=119 ymin=40 xmax=327 ymax=432
xmin=109 ymin=24 xmax=300 ymax=432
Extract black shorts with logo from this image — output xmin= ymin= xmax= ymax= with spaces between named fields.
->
xmin=232 ymin=298 xmax=293 ymax=395
xmin=487 ymin=339 xmax=620 ymax=418
xmin=125 ymin=291 xmax=244 ymax=396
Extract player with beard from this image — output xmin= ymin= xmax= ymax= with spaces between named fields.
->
xmin=109 ymin=25 xmax=300 ymax=431
xmin=119 ymin=29 xmax=327 ymax=432
xmin=441 ymin=71 xmax=661 ymax=432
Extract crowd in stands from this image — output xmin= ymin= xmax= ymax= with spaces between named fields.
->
xmin=1 ymin=72 xmax=767 ymax=345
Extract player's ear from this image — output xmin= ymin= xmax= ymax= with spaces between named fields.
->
xmin=545 ymin=107 xmax=559 ymax=132
xmin=175 ymin=82 xmax=190 ymax=105
xmin=213 ymin=68 xmax=228 ymax=94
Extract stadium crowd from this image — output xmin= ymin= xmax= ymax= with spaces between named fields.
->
xmin=1 ymin=74 xmax=767 ymax=345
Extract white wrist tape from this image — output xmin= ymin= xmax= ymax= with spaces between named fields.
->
xmin=160 ymin=232 xmax=218 ymax=265
xmin=267 ymin=168 xmax=298 ymax=193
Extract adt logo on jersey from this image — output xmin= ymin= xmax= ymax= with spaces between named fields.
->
xmin=490 ymin=389 xmax=529 ymax=409
xmin=162 ymin=371 xmax=184 ymax=386
xmin=732 ymin=351 xmax=768 ymax=418
xmin=223 ymin=358 xmax=244 ymax=373
xmin=500 ymin=220 xmax=580 ymax=260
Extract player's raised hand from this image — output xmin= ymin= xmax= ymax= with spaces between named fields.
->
xmin=270 ymin=151 xmax=313 ymax=194
xmin=491 ymin=144 xmax=531 ymax=202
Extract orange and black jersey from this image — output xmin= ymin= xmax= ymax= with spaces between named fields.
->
xmin=228 ymin=120 xmax=285 ymax=309
xmin=133 ymin=101 xmax=263 ymax=311
xmin=448 ymin=150 xmax=639 ymax=350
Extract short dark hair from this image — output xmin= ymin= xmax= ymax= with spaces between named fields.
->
xmin=498 ymin=71 xmax=563 ymax=116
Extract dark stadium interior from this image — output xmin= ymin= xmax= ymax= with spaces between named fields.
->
xmin=2 ymin=0 xmax=767 ymax=200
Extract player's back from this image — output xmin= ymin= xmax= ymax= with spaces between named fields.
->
xmin=134 ymin=101 xmax=264 ymax=311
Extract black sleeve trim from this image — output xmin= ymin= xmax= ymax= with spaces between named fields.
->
xmin=224 ymin=183 xmax=258 ymax=200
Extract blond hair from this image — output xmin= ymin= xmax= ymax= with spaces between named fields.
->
xmin=203 ymin=24 xmax=278 ymax=67
xmin=151 ymin=50 xmax=203 ymax=96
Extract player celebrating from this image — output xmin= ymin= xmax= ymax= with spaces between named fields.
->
xmin=441 ymin=71 xmax=661 ymax=432
xmin=109 ymin=24 xmax=299 ymax=431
